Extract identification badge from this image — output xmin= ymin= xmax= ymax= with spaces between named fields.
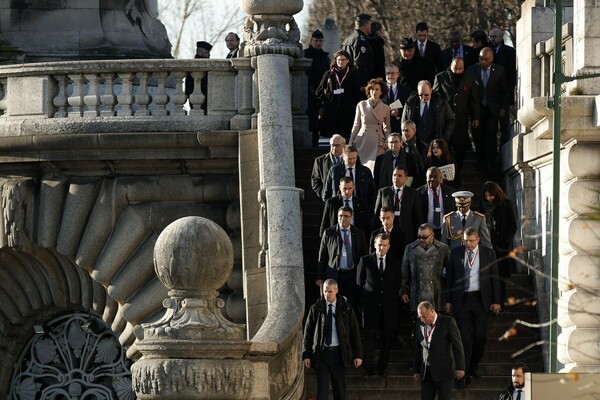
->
xmin=435 ymin=207 xmax=441 ymax=212
xmin=342 ymin=247 xmax=347 ymax=257
xmin=394 ymin=211 xmax=401 ymax=216
xmin=333 ymin=88 xmax=345 ymax=95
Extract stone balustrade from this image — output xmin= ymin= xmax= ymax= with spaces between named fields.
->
xmin=0 ymin=59 xmax=255 ymax=135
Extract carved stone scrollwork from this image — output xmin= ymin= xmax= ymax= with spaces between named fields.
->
xmin=1 ymin=178 xmax=34 ymax=250
xmin=239 ymin=0 xmax=303 ymax=58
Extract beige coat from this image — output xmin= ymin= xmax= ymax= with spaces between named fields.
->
xmin=349 ymin=99 xmax=391 ymax=174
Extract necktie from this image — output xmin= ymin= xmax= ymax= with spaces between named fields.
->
xmin=347 ymin=167 xmax=354 ymax=181
xmin=422 ymin=102 xmax=429 ymax=120
xmin=395 ymin=188 xmax=401 ymax=210
xmin=462 ymin=213 xmax=467 ymax=229
xmin=464 ymin=250 xmax=473 ymax=291
xmin=343 ymin=229 xmax=352 ymax=268
xmin=379 ymin=257 xmax=384 ymax=272
xmin=344 ymin=199 xmax=350 ymax=207
xmin=433 ymin=190 xmax=441 ymax=228
xmin=482 ymin=68 xmax=489 ymax=87
xmin=325 ymin=303 xmax=333 ymax=346
xmin=419 ymin=42 xmax=425 ymax=57
xmin=392 ymin=155 xmax=398 ymax=169
xmin=515 ymin=389 xmax=522 ymax=400
xmin=385 ymin=228 xmax=390 ymax=235
xmin=336 ymin=156 xmax=341 ymax=164
xmin=389 ymin=85 xmax=394 ymax=101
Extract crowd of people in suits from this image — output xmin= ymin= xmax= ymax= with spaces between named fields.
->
xmin=302 ymin=16 xmax=519 ymax=400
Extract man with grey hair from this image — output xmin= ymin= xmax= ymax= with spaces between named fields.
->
xmin=311 ymin=134 xmax=346 ymax=201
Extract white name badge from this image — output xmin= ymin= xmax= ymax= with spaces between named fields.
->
xmin=394 ymin=211 xmax=401 ymax=216
xmin=333 ymin=88 xmax=345 ymax=95
xmin=435 ymin=207 xmax=441 ymax=212
xmin=342 ymin=247 xmax=347 ymax=257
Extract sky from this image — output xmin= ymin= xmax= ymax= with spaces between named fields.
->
xmin=158 ymin=0 xmax=313 ymax=59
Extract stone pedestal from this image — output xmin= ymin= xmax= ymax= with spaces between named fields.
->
xmin=131 ymin=216 xmax=253 ymax=399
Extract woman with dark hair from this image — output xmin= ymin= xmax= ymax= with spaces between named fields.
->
xmin=425 ymin=138 xmax=461 ymax=188
xmin=477 ymin=181 xmax=518 ymax=303
xmin=316 ymin=49 xmax=363 ymax=141
xmin=349 ymin=78 xmax=391 ymax=173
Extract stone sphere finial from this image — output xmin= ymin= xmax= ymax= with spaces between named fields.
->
xmin=138 ymin=216 xmax=244 ymax=340
xmin=154 ymin=216 xmax=233 ymax=297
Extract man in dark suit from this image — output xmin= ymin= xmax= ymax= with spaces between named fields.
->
xmin=305 ymin=29 xmax=331 ymax=147
xmin=383 ymin=64 xmax=413 ymax=133
xmin=374 ymin=132 xmax=404 ymax=189
xmin=401 ymin=80 xmax=455 ymax=155
xmin=224 ymin=32 xmax=240 ymax=58
xmin=341 ymin=13 xmax=374 ymax=87
xmin=440 ymin=31 xmax=478 ymax=70
xmin=320 ymin=177 xmax=370 ymax=236
xmin=466 ymin=47 xmax=507 ymax=178
xmin=488 ymin=28 xmax=517 ymax=146
xmin=433 ymin=57 xmax=481 ymax=170
xmin=303 ymin=279 xmax=363 ymax=400
xmin=417 ymin=167 xmax=455 ymax=240
xmin=370 ymin=205 xmax=405 ymax=259
xmin=445 ymin=227 xmax=501 ymax=385
xmin=414 ymin=22 xmax=443 ymax=86
xmin=325 ymin=145 xmax=377 ymax=212
xmin=414 ymin=300 xmax=465 ymax=400
xmin=311 ymin=134 xmax=345 ymax=201
xmin=357 ymin=233 xmax=402 ymax=376
xmin=318 ymin=206 xmax=369 ymax=306
xmin=374 ymin=165 xmax=424 ymax=245
xmin=400 ymin=120 xmax=426 ymax=186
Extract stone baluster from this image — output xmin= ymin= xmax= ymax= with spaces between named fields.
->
xmin=83 ymin=73 xmax=101 ymax=117
xmin=99 ymin=73 xmax=117 ymax=117
xmin=134 ymin=72 xmax=152 ymax=117
xmin=170 ymin=71 xmax=188 ymax=116
xmin=67 ymin=73 xmax=85 ymax=117
xmin=116 ymin=72 xmax=134 ymax=116
xmin=187 ymin=71 xmax=206 ymax=116
xmin=131 ymin=216 xmax=250 ymax=399
xmin=230 ymin=58 xmax=254 ymax=130
xmin=152 ymin=71 xmax=169 ymax=116
xmin=290 ymin=58 xmax=311 ymax=146
xmin=0 ymin=77 xmax=8 ymax=116
xmin=52 ymin=75 xmax=69 ymax=118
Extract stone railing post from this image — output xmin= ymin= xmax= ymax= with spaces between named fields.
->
xmin=230 ymin=58 xmax=255 ymax=130
xmin=132 ymin=216 xmax=251 ymax=399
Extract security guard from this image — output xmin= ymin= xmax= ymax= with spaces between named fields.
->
xmin=341 ymin=13 xmax=374 ymax=87
xmin=441 ymin=191 xmax=492 ymax=250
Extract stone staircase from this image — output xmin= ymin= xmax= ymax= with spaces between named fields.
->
xmin=295 ymin=146 xmax=543 ymax=400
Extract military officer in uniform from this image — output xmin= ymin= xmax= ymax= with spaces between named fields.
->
xmin=341 ymin=13 xmax=374 ymax=88
xmin=441 ymin=191 xmax=492 ymax=250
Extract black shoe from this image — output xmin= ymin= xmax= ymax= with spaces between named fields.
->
xmin=470 ymin=369 xmax=482 ymax=378
xmin=454 ymin=377 xmax=469 ymax=389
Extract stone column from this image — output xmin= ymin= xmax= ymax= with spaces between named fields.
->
xmin=131 ymin=216 xmax=253 ymax=399
xmin=570 ymin=0 xmax=600 ymax=94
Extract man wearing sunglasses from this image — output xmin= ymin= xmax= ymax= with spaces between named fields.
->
xmin=401 ymin=223 xmax=450 ymax=314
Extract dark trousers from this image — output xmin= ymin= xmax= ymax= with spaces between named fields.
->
xmin=472 ymin=105 xmax=499 ymax=177
xmin=316 ymin=347 xmax=346 ymax=400
xmin=450 ymin=116 xmax=471 ymax=171
xmin=456 ymin=292 xmax=488 ymax=374
xmin=421 ymin=366 xmax=453 ymax=400
xmin=363 ymin=327 xmax=395 ymax=372
xmin=326 ymin=268 xmax=359 ymax=307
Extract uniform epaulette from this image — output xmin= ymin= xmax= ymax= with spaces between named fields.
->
xmin=472 ymin=211 xmax=485 ymax=218
xmin=444 ymin=211 xmax=454 ymax=218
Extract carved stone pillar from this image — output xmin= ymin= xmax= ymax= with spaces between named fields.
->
xmin=131 ymin=216 xmax=251 ymax=399
xmin=239 ymin=0 xmax=303 ymax=57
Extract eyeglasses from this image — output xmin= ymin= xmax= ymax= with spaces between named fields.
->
xmin=418 ymin=93 xmax=431 ymax=97
xmin=330 ymin=143 xmax=342 ymax=147
xmin=417 ymin=233 xmax=433 ymax=240
xmin=336 ymin=58 xmax=349 ymax=61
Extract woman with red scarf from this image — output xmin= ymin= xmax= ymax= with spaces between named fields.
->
xmin=316 ymin=50 xmax=363 ymax=142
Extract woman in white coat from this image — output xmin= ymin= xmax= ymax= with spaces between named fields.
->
xmin=349 ymin=78 xmax=391 ymax=174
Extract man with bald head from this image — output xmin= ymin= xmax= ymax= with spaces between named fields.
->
xmin=466 ymin=48 xmax=507 ymax=179
xmin=433 ymin=57 xmax=480 ymax=170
